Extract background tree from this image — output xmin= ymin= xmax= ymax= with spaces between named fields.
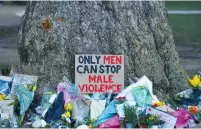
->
xmin=18 ymin=1 xmax=189 ymax=99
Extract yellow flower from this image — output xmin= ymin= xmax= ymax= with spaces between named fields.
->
xmin=64 ymin=103 xmax=72 ymax=111
xmin=32 ymin=85 xmax=37 ymax=92
xmin=88 ymin=124 xmax=92 ymax=128
xmin=65 ymin=112 xmax=71 ymax=117
xmin=189 ymin=75 xmax=200 ymax=87
xmin=0 ymin=94 xmax=6 ymax=100
xmin=153 ymin=101 xmax=165 ymax=107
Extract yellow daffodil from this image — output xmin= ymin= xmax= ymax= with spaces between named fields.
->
xmin=189 ymin=75 xmax=200 ymax=88
xmin=64 ymin=103 xmax=72 ymax=111
xmin=0 ymin=94 xmax=6 ymax=100
xmin=32 ymin=85 xmax=37 ymax=92
xmin=65 ymin=112 xmax=71 ymax=117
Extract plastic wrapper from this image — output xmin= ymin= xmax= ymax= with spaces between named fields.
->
xmin=169 ymin=107 xmax=192 ymax=128
xmin=72 ymin=100 xmax=90 ymax=126
xmin=0 ymin=76 xmax=12 ymax=95
xmin=35 ymin=90 xmax=53 ymax=115
xmin=116 ymin=75 xmax=153 ymax=101
xmin=57 ymin=79 xmax=82 ymax=104
xmin=90 ymin=100 xmax=106 ymax=119
xmin=192 ymin=89 xmax=201 ymax=99
xmin=10 ymin=115 xmax=18 ymax=128
xmin=45 ymin=92 xmax=65 ymax=123
xmin=133 ymin=86 xmax=152 ymax=107
xmin=15 ymin=85 xmax=34 ymax=115
xmin=76 ymin=124 xmax=89 ymax=129
xmin=96 ymin=100 xmax=117 ymax=126
xmin=50 ymin=120 xmax=66 ymax=128
xmin=92 ymin=93 xmax=106 ymax=100
xmin=11 ymin=74 xmax=38 ymax=95
xmin=176 ymin=89 xmax=193 ymax=98
xmin=0 ymin=100 xmax=14 ymax=119
xmin=116 ymin=104 xmax=125 ymax=120
xmin=98 ymin=114 xmax=120 ymax=128
xmin=181 ymin=98 xmax=199 ymax=106
xmin=41 ymin=92 xmax=52 ymax=109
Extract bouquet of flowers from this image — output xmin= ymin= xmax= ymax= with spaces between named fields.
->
xmin=61 ymin=103 xmax=72 ymax=127
xmin=85 ymin=118 xmax=97 ymax=128
xmin=139 ymin=114 xmax=165 ymax=128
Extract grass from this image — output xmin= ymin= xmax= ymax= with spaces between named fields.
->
xmin=165 ymin=1 xmax=201 ymax=47
xmin=165 ymin=1 xmax=201 ymax=10
xmin=0 ymin=26 xmax=19 ymax=38
xmin=168 ymin=14 xmax=201 ymax=47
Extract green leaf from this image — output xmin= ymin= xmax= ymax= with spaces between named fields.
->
xmin=18 ymin=114 xmax=25 ymax=127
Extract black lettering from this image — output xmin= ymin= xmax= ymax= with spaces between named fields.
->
xmin=77 ymin=65 xmax=83 ymax=74
xmin=99 ymin=65 xmax=104 ymax=73
xmin=105 ymin=65 xmax=110 ymax=73
xmin=116 ymin=65 xmax=121 ymax=73
xmin=78 ymin=56 xmax=84 ymax=63
xmin=91 ymin=65 xmax=98 ymax=73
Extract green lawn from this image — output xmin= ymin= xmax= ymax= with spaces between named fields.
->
xmin=168 ymin=14 xmax=201 ymax=46
xmin=166 ymin=1 xmax=201 ymax=47
xmin=166 ymin=1 xmax=201 ymax=10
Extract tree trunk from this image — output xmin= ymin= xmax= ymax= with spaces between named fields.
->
xmin=18 ymin=1 xmax=189 ymax=99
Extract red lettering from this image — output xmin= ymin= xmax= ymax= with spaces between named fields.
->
xmin=103 ymin=56 xmax=110 ymax=64
xmin=88 ymin=75 xmax=96 ymax=83
xmin=105 ymin=84 xmax=113 ymax=91
xmin=95 ymin=84 xmax=98 ymax=92
xmin=111 ymin=56 xmax=115 ymax=64
xmin=88 ymin=75 xmax=113 ymax=83
xmin=116 ymin=56 xmax=122 ymax=64
xmin=89 ymin=84 xmax=95 ymax=92
xmin=116 ymin=84 xmax=122 ymax=92
xmin=103 ymin=55 xmax=122 ymax=64
xmin=100 ymin=84 xmax=105 ymax=92
xmin=97 ymin=75 xmax=102 ymax=83
xmin=108 ymin=75 xmax=113 ymax=83
xmin=78 ymin=84 xmax=86 ymax=92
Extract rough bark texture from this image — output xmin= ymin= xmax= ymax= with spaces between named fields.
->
xmin=18 ymin=1 xmax=189 ymax=99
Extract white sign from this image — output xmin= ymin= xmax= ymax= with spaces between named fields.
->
xmin=146 ymin=106 xmax=177 ymax=128
xmin=11 ymin=74 xmax=38 ymax=94
xmin=75 ymin=55 xmax=124 ymax=93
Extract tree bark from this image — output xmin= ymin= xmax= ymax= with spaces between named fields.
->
xmin=18 ymin=1 xmax=189 ymax=99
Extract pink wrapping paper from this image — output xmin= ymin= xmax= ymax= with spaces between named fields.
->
xmin=169 ymin=107 xmax=192 ymax=128
xmin=98 ymin=114 xmax=121 ymax=128
xmin=57 ymin=82 xmax=82 ymax=104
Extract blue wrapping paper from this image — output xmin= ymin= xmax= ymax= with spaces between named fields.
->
xmin=15 ymin=85 xmax=34 ymax=115
xmin=96 ymin=100 xmax=117 ymax=126
xmin=45 ymin=92 xmax=65 ymax=123
xmin=0 ymin=79 xmax=11 ymax=95
xmin=133 ymin=86 xmax=152 ymax=107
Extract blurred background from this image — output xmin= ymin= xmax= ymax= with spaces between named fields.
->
xmin=0 ymin=1 xmax=200 ymax=76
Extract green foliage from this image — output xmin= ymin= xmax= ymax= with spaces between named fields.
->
xmin=84 ymin=118 xmax=97 ymax=128
xmin=139 ymin=114 xmax=164 ymax=127
xmin=139 ymin=114 xmax=150 ymax=125
xmin=124 ymin=105 xmax=138 ymax=124
xmin=17 ymin=114 xmax=25 ymax=127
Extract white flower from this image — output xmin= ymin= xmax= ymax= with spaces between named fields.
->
xmin=66 ymin=117 xmax=71 ymax=123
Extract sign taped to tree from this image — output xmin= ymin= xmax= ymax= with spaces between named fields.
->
xmin=75 ymin=55 xmax=124 ymax=93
